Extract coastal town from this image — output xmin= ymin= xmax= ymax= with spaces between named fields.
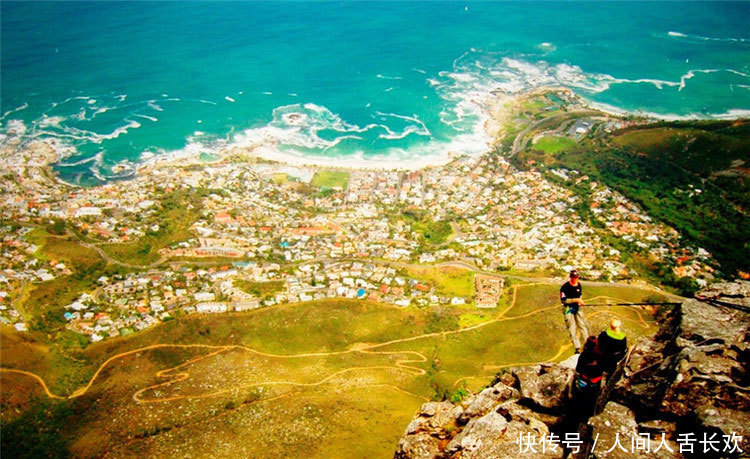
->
xmin=0 ymin=92 xmax=719 ymax=343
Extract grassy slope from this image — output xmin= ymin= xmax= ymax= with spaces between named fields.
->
xmin=1 ymin=285 xmax=661 ymax=458
xmin=100 ymin=190 xmax=202 ymax=265
xmin=311 ymin=171 xmax=350 ymax=189
xmin=513 ymin=120 xmax=750 ymax=276
xmin=20 ymin=228 xmax=113 ymax=342
xmin=533 ymin=135 xmax=576 ymax=154
xmin=399 ymin=210 xmax=453 ymax=246
xmin=402 ymin=265 xmax=474 ymax=298
xmin=233 ymin=279 xmax=285 ymax=299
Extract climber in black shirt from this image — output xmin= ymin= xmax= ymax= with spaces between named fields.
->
xmin=560 ymin=269 xmax=589 ymax=353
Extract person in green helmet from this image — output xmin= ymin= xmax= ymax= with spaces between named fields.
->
xmin=597 ymin=318 xmax=627 ymax=374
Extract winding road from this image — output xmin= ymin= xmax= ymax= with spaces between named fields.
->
xmin=1 ymin=283 xmax=654 ymax=406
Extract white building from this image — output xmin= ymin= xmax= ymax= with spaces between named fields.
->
xmin=74 ymin=207 xmax=102 ymax=218
xmin=196 ymin=302 xmax=228 ymax=314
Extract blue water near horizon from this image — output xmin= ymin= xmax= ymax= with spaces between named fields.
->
xmin=1 ymin=1 xmax=749 ymax=185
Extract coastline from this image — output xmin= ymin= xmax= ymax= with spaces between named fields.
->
xmin=11 ymin=86 xmax=750 ymax=186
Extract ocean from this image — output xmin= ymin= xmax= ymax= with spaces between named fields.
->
xmin=1 ymin=1 xmax=749 ymax=185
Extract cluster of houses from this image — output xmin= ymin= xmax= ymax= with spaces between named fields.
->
xmin=0 ymin=106 xmax=721 ymax=340
xmin=57 ymin=260 xmax=480 ymax=342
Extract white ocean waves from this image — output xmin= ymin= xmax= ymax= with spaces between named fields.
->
xmin=37 ymin=115 xmax=67 ymax=128
xmin=148 ymin=101 xmax=164 ymax=112
xmin=375 ymin=112 xmax=431 ymax=140
xmin=377 ymin=74 xmax=403 ymax=80
xmin=38 ymin=119 xmax=143 ymax=144
xmin=0 ymin=102 xmax=29 ymax=122
xmin=56 ymin=151 xmax=103 ymax=167
xmin=135 ymin=114 xmax=159 ymax=122
xmin=664 ymin=31 xmax=750 ymax=44
xmin=440 ymin=49 xmax=750 ymax=102
xmin=233 ymin=102 xmax=381 ymax=151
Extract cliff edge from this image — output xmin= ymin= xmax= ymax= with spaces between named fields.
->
xmin=395 ymin=281 xmax=750 ymax=458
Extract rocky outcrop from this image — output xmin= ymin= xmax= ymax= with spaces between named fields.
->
xmin=394 ymin=365 xmax=573 ymax=459
xmin=613 ymin=282 xmax=750 ymax=455
xmin=396 ymin=281 xmax=750 ymax=458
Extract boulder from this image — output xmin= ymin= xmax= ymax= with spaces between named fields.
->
xmin=408 ymin=402 xmax=460 ymax=435
xmin=587 ymin=402 xmax=679 ymax=459
xmin=395 ymin=401 xmax=460 ymax=459
xmin=394 ymin=432 xmax=441 ymax=459
xmin=678 ymin=299 xmax=749 ymax=345
xmin=445 ymin=410 xmax=508 ymax=455
xmin=696 ymin=281 xmax=750 ymax=307
xmin=512 ymin=364 xmax=575 ymax=413
xmin=458 ymin=383 xmax=517 ymax=423
xmin=694 ymin=406 xmax=750 ymax=453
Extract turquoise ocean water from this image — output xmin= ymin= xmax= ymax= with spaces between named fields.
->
xmin=1 ymin=1 xmax=749 ymax=185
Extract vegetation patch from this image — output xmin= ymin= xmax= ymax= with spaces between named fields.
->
xmin=310 ymin=170 xmax=350 ymax=190
xmin=0 ymin=284 xmax=662 ymax=457
xmin=0 ymin=398 xmax=75 ymax=458
xmin=233 ymin=279 xmax=285 ymax=299
xmin=403 ymin=266 xmax=474 ymax=298
xmin=533 ymin=135 xmax=576 ymax=154
xmin=271 ymin=173 xmax=289 ymax=185
xmin=513 ymin=120 xmax=750 ymax=278
xmin=400 ymin=209 xmax=453 ymax=245
xmin=100 ymin=189 xmax=202 ymax=266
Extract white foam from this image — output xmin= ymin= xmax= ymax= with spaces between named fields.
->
xmin=92 ymin=106 xmax=112 ymax=117
xmin=587 ymin=99 xmax=750 ymax=122
xmin=537 ymin=42 xmax=557 ymax=52
xmin=0 ymin=102 xmax=29 ymax=121
xmin=377 ymin=125 xmax=424 ymax=140
xmin=37 ymin=115 xmax=67 ymax=128
xmin=135 ymin=114 xmax=158 ymax=122
xmin=665 ymin=30 xmax=750 ymax=44
xmin=62 ymin=119 xmax=142 ymax=144
xmin=57 ymin=152 xmax=102 ymax=167
xmin=377 ymin=74 xmax=403 ymax=80
xmin=148 ymin=101 xmax=164 ymax=112
xmin=3 ymin=119 xmax=28 ymax=135
xmin=375 ymin=111 xmax=431 ymax=136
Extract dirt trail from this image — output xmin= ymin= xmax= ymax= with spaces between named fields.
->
xmin=0 ymin=284 xmax=654 ymax=404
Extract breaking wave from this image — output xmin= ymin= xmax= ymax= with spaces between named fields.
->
xmin=663 ymin=30 xmax=750 ymax=44
xmin=2 ymin=48 xmax=749 ymax=181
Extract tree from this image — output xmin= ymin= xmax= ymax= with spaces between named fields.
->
xmin=48 ymin=219 xmax=66 ymax=235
